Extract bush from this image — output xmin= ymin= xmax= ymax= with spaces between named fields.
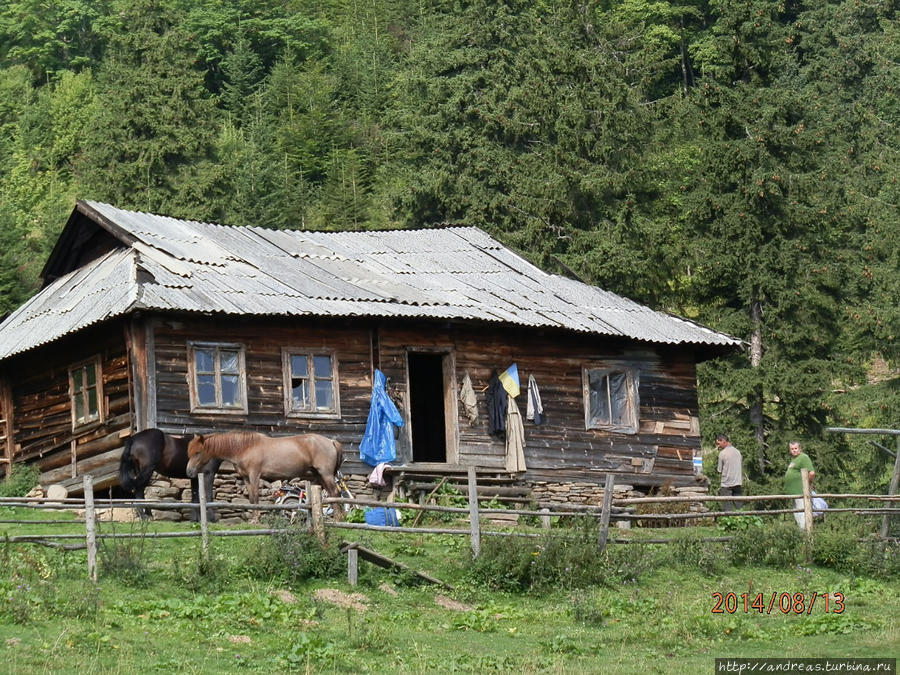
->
xmin=668 ymin=530 xmax=724 ymax=573
xmin=729 ymin=521 xmax=805 ymax=567
xmin=0 ymin=463 xmax=40 ymax=498
xmin=465 ymin=523 xmax=657 ymax=592
xmin=244 ymin=526 xmax=344 ymax=583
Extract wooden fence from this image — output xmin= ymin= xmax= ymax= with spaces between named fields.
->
xmin=1 ymin=468 xmax=897 ymax=583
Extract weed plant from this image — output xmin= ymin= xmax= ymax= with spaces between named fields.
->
xmin=466 ymin=522 xmax=654 ymax=592
xmin=0 ymin=463 xmax=40 ymax=498
xmin=243 ymin=524 xmax=344 ymax=583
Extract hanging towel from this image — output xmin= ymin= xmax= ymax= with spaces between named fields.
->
xmin=526 ymin=374 xmax=545 ymax=425
xmin=498 ymin=363 xmax=520 ymax=398
xmin=505 ymin=393 xmax=527 ymax=472
xmin=359 ymin=369 xmax=404 ymax=466
xmin=486 ymin=374 xmax=507 ymax=437
xmin=459 ymin=372 xmax=479 ymax=425
xmin=368 ymin=462 xmax=391 ymax=487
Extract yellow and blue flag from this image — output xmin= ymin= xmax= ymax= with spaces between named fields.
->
xmin=498 ymin=363 xmax=520 ymax=398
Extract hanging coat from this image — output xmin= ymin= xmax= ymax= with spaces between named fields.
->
xmin=359 ymin=369 xmax=404 ymax=466
xmin=505 ymin=394 xmax=527 ymax=472
xmin=486 ymin=374 xmax=507 ymax=437
xmin=459 ymin=371 xmax=479 ymax=425
xmin=526 ymin=374 xmax=545 ymax=426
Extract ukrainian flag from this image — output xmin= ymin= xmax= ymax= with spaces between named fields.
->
xmin=498 ymin=363 xmax=520 ymax=398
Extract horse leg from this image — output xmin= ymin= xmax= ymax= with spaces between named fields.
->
xmin=247 ymin=471 xmax=261 ymax=523
xmin=189 ymin=476 xmax=201 ymax=522
xmin=318 ymin=472 xmax=343 ymax=522
xmin=135 ymin=485 xmax=152 ymax=520
xmin=203 ymin=468 xmax=219 ymax=523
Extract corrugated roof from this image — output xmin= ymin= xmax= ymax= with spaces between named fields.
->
xmin=0 ymin=201 xmax=742 ymax=360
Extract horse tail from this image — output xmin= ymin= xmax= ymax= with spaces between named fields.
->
xmin=332 ymin=439 xmax=344 ymax=472
xmin=119 ymin=436 xmax=137 ymax=493
xmin=119 ymin=433 xmax=157 ymax=495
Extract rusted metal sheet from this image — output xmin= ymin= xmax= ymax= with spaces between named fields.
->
xmin=0 ymin=201 xmax=741 ymax=362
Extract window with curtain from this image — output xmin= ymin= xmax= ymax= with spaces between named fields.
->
xmin=188 ymin=342 xmax=247 ymax=413
xmin=283 ymin=350 xmax=339 ymax=417
xmin=583 ymin=366 xmax=639 ymax=433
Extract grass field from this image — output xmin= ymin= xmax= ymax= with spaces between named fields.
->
xmin=0 ymin=507 xmax=897 ymax=674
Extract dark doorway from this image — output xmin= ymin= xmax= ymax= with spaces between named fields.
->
xmin=408 ymin=352 xmax=447 ymax=462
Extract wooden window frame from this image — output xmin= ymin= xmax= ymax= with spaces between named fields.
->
xmin=69 ymin=355 xmax=105 ymax=430
xmin=282 ymin=349 xmax=341 ymax=419
xmin=582 ymin=364 xmax=639 ymax=434
xmin=187 ymin=342 xmax=248 ymax=414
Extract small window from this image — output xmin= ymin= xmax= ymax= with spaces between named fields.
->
xmin=583 ymin=366 xmax=639 ymax=434
xmin=283 ymin=350 xmax=340 ymax=418
xmin=70 ymin=357 xmax=104 ymax=428
xmin=188 ymin=342 xmax=247 ymax=413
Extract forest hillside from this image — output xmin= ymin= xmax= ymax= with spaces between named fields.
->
xmin=0 ymin=0 xmax=896 ymax=491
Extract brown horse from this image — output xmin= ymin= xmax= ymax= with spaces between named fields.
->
xmin=185 ymin=431 xmax=344 ymax=519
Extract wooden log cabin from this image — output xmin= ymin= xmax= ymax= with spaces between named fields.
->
xmin=0 ymin=200 xmax=741 ymax=502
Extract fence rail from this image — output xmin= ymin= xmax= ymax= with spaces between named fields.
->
xmin=1 ymin=469 xmax=897 ymax=582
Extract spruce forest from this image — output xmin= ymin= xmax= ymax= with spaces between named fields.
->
xmin=0 ymin=0 xmax=896 ymax=494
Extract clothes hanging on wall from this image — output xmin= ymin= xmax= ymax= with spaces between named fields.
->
xmin=505 ymin=393 xmax=527 ymax=472
xmin=459 ymin=371 xmax=479 ymax=425
xmin=486 ymin=373 xmax=508 ymax=437
xmin=359 ymin=369 xmax=404 ymax=466
xmin=526 ymin=374 xmax=545 ymax=425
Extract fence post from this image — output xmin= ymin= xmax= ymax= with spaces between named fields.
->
xmin=198 ymin=472 xmax=209 ymax=561
xmin=310 ymin=484 xmax=325 ymax=542
xmin=598 ymin=474 xmax=615 ymax=552
xmin=467 ymin=466 xmax=480 ymax=558
xmin=540 ymin=507 xmax=551 ymax=530
xmin=83 ymin=474 xmax=97 ymax=583
xmin=800 ymin=468 xmax=814 ymax=564
xmin=347 ymin=548 xmax=359 ymax=586
xmin=881 ymin=435 xmax=900 ymax=538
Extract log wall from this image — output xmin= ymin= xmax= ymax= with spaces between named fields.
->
xmin=151 ymin=316 xmax=703 ymax=488
xmin=0 ymin=322 xmax=133 ymax=489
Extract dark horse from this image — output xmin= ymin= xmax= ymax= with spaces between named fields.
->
xmin=119 ymin=428 xmax=222 ymax=521
xmin=186 ymin=431 xmax=343 ymax=522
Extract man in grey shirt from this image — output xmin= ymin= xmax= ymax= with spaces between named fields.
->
xmin=715 ymin=434 xmax=743 ymax=511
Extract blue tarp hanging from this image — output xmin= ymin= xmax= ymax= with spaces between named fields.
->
xmin=359 ymin=369 xmax=404 ymax=466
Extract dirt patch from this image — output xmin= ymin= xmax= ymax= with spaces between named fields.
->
xmin=313 ymin=588 xmax=368 ymax=611
xmin=272 ymin=589 xmax=297 ymax=604
xmin=435 ymin=595 xmax=473 ymax=612
xmin=379 ymin=583 xmax=399 ymax=597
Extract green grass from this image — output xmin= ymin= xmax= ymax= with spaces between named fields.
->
xmin=0 ymin=508 xmax=897 ymax=674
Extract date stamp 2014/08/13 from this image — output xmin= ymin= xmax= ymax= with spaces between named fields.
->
xmin=712 ymin=592 xmax=845 ymax=615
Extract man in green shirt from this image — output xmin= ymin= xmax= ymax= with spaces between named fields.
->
xmin=784 ymin=441 xmax=815 ymax=529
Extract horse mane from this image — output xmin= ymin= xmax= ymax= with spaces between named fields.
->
xmin=202 ymin=431 xmax=267 ymax=457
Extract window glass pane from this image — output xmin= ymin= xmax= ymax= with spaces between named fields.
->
xmin=73 ymin=368 xmax=84 ymax=393
xmin=292 ymin=380 xmax=310 ymax=410
xmin=607 ymin=372 xmax=628 ymax=425
xmin=74 ymin=395 xmax=84 ymax=423
xmin=315 ymin=380 xmax=333 ymax=411
xmin=220 ymin=350 xmax=240 ymax=374
xmin=221 ymin=375 xmax=240 ymax=406
xmin=87 ymin=388 xmax=98 ymax=417
xmin=588 ymin=371 xmax=611 ymax=425
xmin=86 ymin=365 xmax=97 ymax=387
xmin=291 ymin=355 xmax=309 ymax=378
xmin=313 ymin=355 xmax=332 ymax=379
xmin=197 ymin=375 xmax=216 ymax=405
xmin=195 ymin=349 xmax=214 ymax=373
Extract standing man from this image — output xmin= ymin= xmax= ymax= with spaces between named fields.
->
xmin=715 ymin=434 xmax=743 ymax=511
xmin=784 ymin=441 xmax=815 ymax=529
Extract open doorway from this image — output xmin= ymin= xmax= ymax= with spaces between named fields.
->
xmin=407 ymin=351 xmax=453 ymax=463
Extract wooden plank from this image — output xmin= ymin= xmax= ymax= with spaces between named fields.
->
xmin=339 ymin=541 xmax=453 ymax=588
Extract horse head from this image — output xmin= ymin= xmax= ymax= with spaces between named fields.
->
xmin=185 ymin=434 xmax=207 ymax=478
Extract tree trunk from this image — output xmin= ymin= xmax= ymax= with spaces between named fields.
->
xmin=749 ymin=298 xmax=765 ymax=474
